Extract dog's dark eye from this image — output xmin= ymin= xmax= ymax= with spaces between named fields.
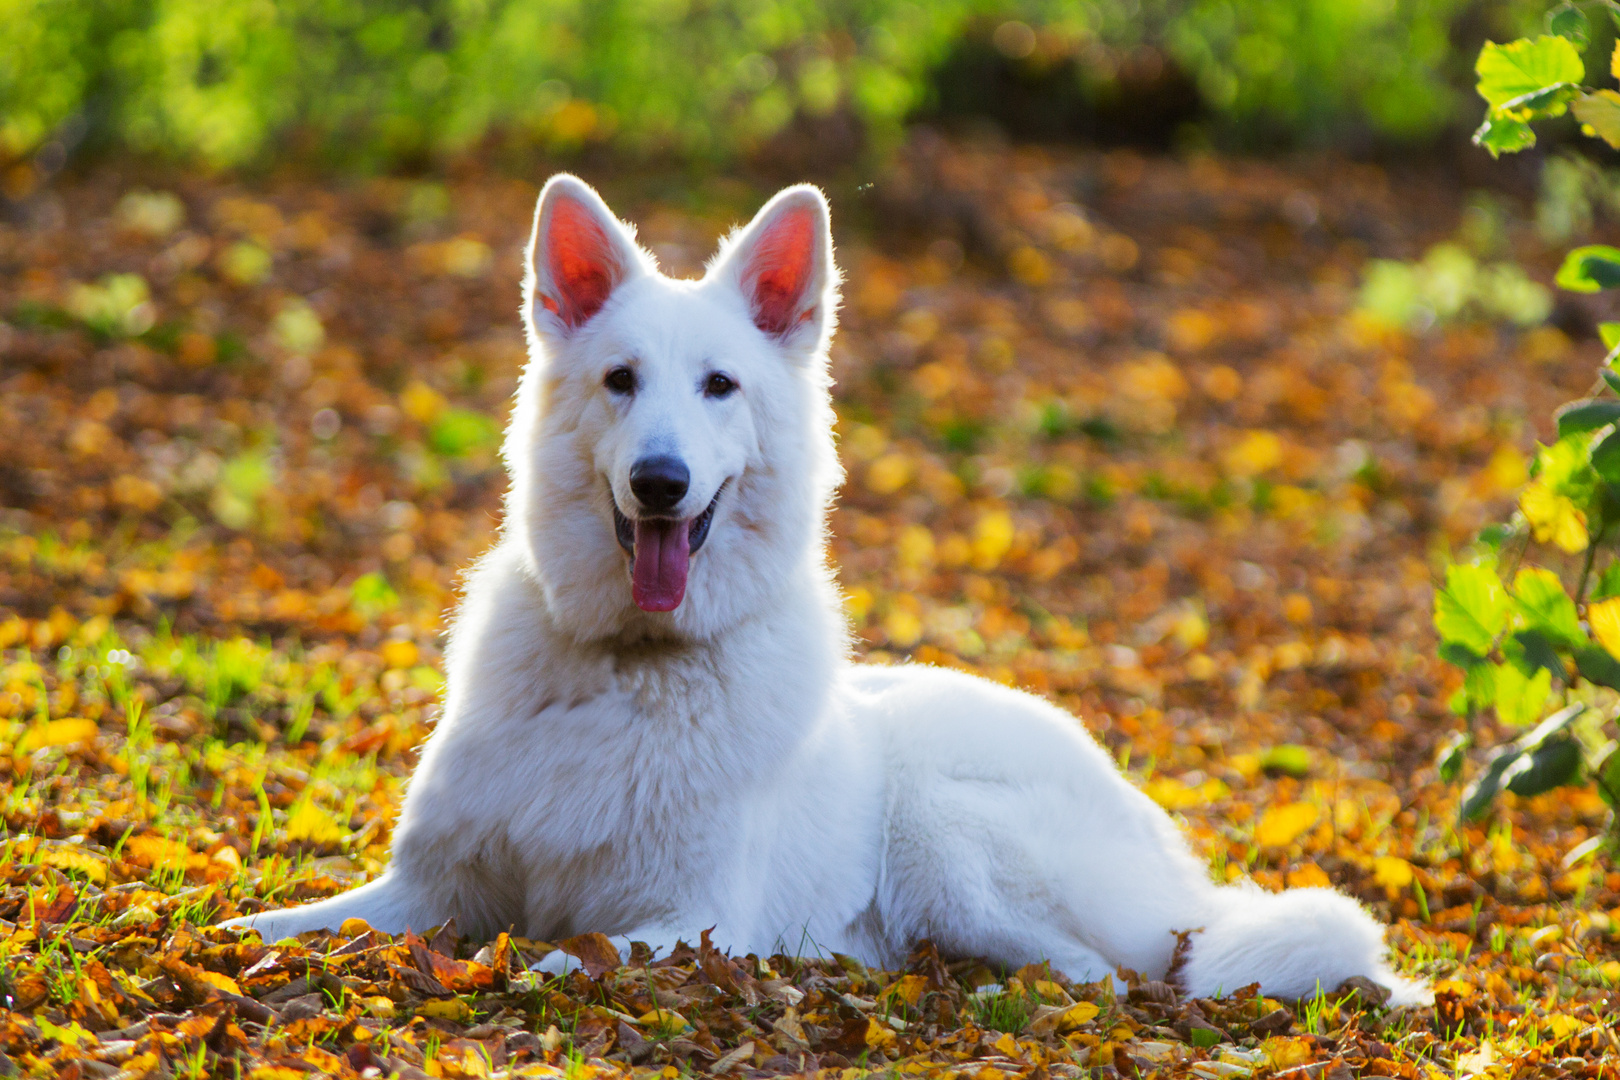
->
xmin=605 ymin=366 xmax=636 ymax=395
xmin=705 ymin=372 xmax=737 ymax=398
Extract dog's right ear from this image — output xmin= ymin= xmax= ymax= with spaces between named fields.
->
xmin=524 ymin=175 xmax=644 ymax=339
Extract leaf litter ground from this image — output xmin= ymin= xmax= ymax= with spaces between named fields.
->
xmin=2 ymin=138 xmax=1619 ymax=1078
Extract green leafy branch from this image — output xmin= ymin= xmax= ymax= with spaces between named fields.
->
xmin=1439 ymin=3 xmax=1620 ymax=845
xmin=1473 ymin=4 xmax=1620 ymax=157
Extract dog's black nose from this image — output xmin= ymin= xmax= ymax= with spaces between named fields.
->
xmin=630 ymin=456 xmax=689 ymax=513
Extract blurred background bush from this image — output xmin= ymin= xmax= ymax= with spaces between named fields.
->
xmin=0 ymin=0 xmax=1574 ymax=175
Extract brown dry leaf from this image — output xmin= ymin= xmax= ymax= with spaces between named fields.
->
xmin=558 ymin=931 xmax=622 ymax=979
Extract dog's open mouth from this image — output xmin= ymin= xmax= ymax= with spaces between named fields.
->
xmin=613 ymin=485 xmax=723 ymax=612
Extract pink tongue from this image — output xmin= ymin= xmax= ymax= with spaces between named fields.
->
xmin=631 ymin=518 xmax=690 ymax=612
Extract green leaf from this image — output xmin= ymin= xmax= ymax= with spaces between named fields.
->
xmin=1556 ymin=399 xmax=1620 ymax=436
xmin=1476 ymin=37 xmax=1585 ymax=109
xmin=1576 ymin=643 xmax=1620 ymax=688
xmin=1461 ymin=746 xmax=1520 ymax=820
xmin=1501 ymin=83 xmax=1582 ymax=117
xmin=1502 ymin=735 xmax=1583 ymax=796
xmin=1601 ymin=370 xmax=1620 ymax=396
xmin=1512 ymin=566 xmax=1585 ymax=647
xmin=1592 ymin=429 xmax=1620 ymax=485
xmin=1477 ymin=522 xmax=1517 ymax=550
xmin=1439 ymin=641 xmax=1486 ymax=668
xmin=1556 ymin=245 xmax=1620 ymax=292
xmin=1494 ymin=660 xmax=1552 ymax=725
xmin=1507 ymin=628 xmax=1568 ymax=679
xmin=1473 ymin=114 xmax=1536 ymax=157
xmin=1601 ymin=322 xmax=1620 ymax=352
xmin=1434 ymin=562 xmax=1509 ymax=654
xmin=1574 ymin=647 xmax=1620 ymax=689
xmin=1260 ymin=745 xmax=1311 ymax=778
xmin=1575 ymin=90 xmax=1620 ymax=148
xmin=429 ymin=408 xmax=499 ymax=458
xmin=1595 ymin=745 xmax=1620 ymax=806
xmin=1536 ymin=435 xmax=1598 ymax=500
xmin=1550 ymin=3 xmax=1592 ymax=46
xmin=1461 ymin=703 xmax=1586 ymax=820
xmin=1465 ymin=659 xmax=1498 ymax=713
xmin=1437 ymin=731 xmax=1471 ymax=784
xmin=1593 ymin=560 xmax=1620 ymax=601
xmin=350 ymin=571 xmax=399 ymax=617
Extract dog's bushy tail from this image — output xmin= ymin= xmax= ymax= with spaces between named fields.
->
xmin=1179 ymin=884 xmax=1430 ymax=1006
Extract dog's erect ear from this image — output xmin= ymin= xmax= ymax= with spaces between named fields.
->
xmin=525 ymin=175 xmax=644 ymax=336
xmin=713 ymin=185 xmax=836 ymax=346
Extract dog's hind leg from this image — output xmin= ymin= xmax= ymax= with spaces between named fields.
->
xmin=221 ymin=872 xmax=441 ymax=942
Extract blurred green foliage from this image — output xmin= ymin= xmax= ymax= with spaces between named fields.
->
xmin=0 ymin=0 xmax=1545 ymax=169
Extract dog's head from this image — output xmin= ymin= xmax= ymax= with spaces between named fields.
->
xmin=506 ymin=175 xmax=843 ymax=641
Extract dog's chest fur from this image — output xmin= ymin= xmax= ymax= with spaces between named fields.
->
xmin=387 ymin=543 xmax=841 ymax=938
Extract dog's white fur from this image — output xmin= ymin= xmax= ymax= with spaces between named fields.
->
xmin=225 ymin=176 xmax=1428 ymax=1006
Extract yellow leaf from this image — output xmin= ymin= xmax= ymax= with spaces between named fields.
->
xmin=1036 ymin=1003 xmax=1101 ymax=1036
xmin=1373 ymin=855 xmax=1414 ymax=892
xmin=1285 ymin=863 xmax=1332 ymax=889
xmin=284 ymin=799 xmax=345 ymax=845
xmin=1454 ymin=1042 xmax=1496 ymax=1075
xmin=339 ymin=917 xmax=374 ymax=937
xmin=844 ymin=586 xmax=874 ymax=623
xmin=1145 ymin=777 xmax=1203 ymax=810
xmin=15 ymin=717 xmax=99 ymax=754
xmin=1254 ymin=803 xmax=1319 ymax=848
xmin=1032 ymin=979 xmax=1069 ymax=1002
xmin=417 ymin=998 xmax=473 ymax=1023
xmin=1433 ymin=978 xmax=1475 ymax=998
xmin=1223 ymin=430 xmax=1283 ymax=477
xmin=381 ymin=639 xmax=419 ymax=669
xmin=866 ymin=453 xmax=913 ymax=495
xmin=1613 ymin=39 xmax=1620 ymax=82
xmin=37 ymin=845 xmax=109 ymax=884
xmin=1544 ymin=1014 xmax=1583 ymax=1041
xmin=1520 ymin=481 xmax=1588 ymax=553
xmin=400 ymin=380 xmax=447 ymax=424
xmin=1479 ymin=443 xmax=1527 ymax=496
xmin=992 ymin=1032 xmax=1021 ymax=1057
xmin=1262 ymin=1037 xmax=1314 ymax=1070
xmin=1171 ymin=606 xmax=1209 ymax=650
xmin=864 ymin=1017 xmax=898 ymax=1050
xmin=1589 ymin=597 xmax=1620 ymax=660
xmin=971 ymin=509 xmax=1015 ymax=570
xmin=884 ymin=607 xmax=923 ymax=648
xmin=36 ymin=1018 xmax=93 ymax=1047
xmin=886 ymin=974 xmax=929 ymax=1006
xmin=124 ymin=834 xmax=204 ymax=870
xmin=1007 ymin=246 xmax=1051 ymax=286
xmin=896 ymin=525 xmax=936 ymax=572
xmin=193 ymin=969 xmax=242 ymax=996
xmin=636 ymin=1008 xmax=690 ymax=1032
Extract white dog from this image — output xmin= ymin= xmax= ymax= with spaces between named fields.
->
xmin=225 ymin=175 xmax=1427 ymax=1006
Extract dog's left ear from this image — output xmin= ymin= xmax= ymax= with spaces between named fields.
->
xmin=712 ymin=185 xmax=838 ymax=350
